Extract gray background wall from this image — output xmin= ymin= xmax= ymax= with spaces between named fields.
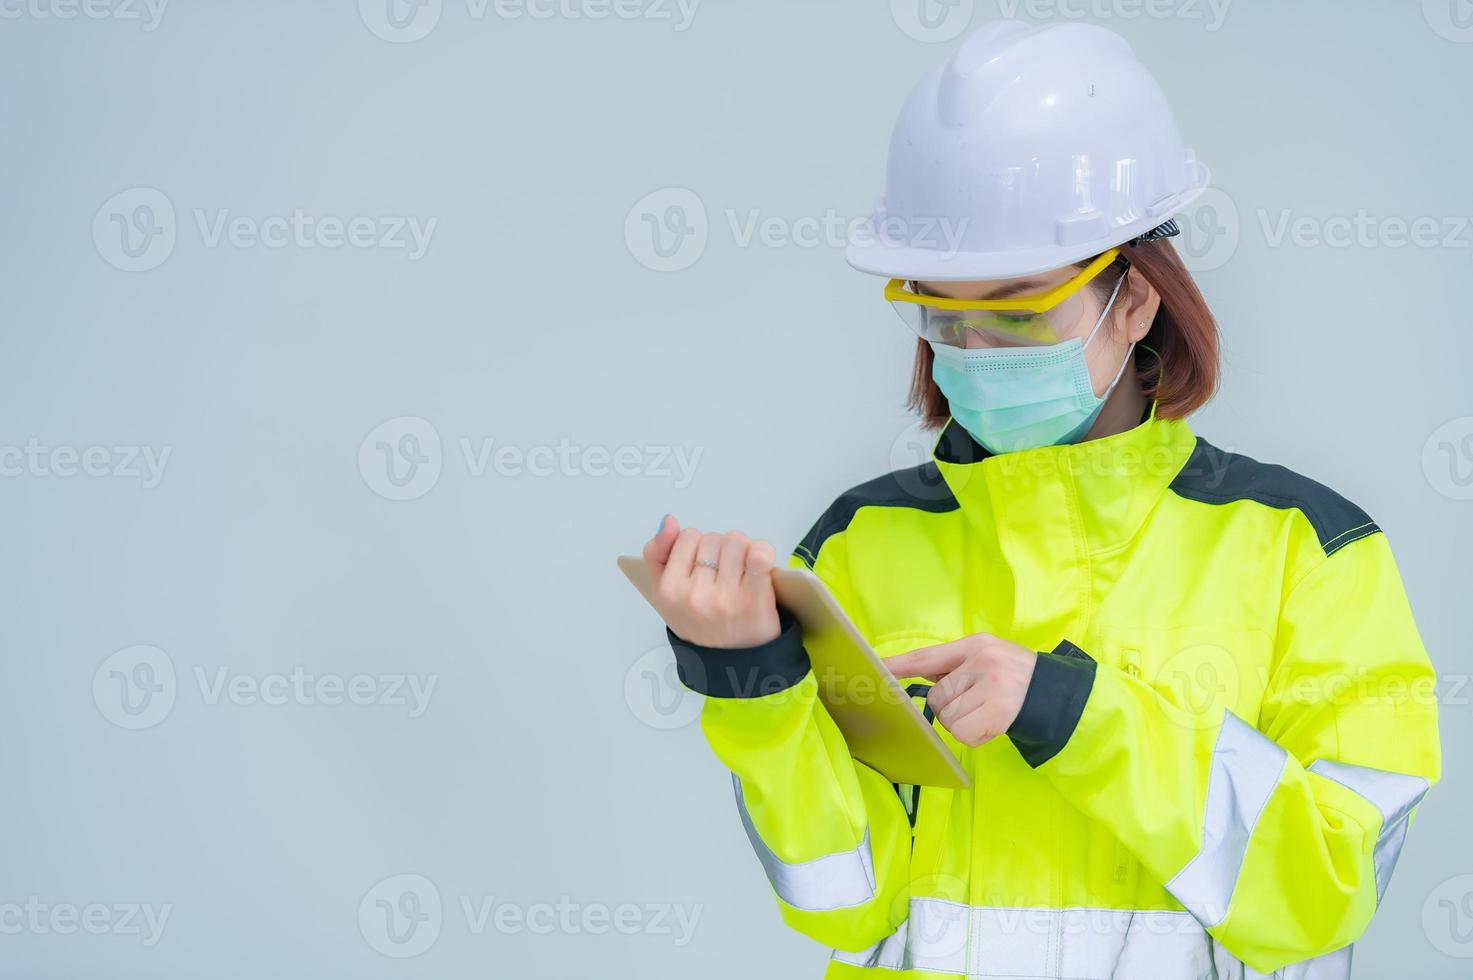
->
xmin=1 ymin=0 xmax=1470 ymax=977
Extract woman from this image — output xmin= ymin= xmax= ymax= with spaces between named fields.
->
xmin=640 ymin=21 xmax=1439 ymax=980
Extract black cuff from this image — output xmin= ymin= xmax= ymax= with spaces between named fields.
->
xmin=666 ymin=609 xmax=810 ymax=699
xmin=1007 ymin=639 xmax=1098 ymax=769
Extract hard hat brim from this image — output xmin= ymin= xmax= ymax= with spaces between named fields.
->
xmin=846 ymin=175 xmax=1210 ymax=283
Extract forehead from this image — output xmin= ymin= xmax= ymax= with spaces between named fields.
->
xmin=914 ymin=263 xmax=1080 ymax=302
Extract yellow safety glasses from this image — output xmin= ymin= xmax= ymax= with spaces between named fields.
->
xmin=885 ymin=248 xmax=1122 ymax=348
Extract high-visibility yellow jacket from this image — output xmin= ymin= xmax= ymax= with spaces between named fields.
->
xmin=667 ymin=403 xmax=1440 ymax=980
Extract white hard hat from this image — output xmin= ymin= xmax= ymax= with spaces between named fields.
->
xmin=846 ymin=21 xmax=1211 ymax=282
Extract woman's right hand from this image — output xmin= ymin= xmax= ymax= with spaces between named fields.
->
xmin=642 ymin=515 xmax=783 ymax=649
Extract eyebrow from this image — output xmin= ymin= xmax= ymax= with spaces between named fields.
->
xmin=915 ymin=279 xmax=1045 ymax=301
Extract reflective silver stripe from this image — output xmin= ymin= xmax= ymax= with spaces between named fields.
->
xmin=832 ymin=898 xmax=1216 ymax=978
xmin=1167 ymin=711 xmax=1288 ymax=927
xmin=834 ymin=899 xmax=1356 ymax=979
xmin=731 ymin=774 xmax=875 ymax=912
xmin=1276 ymin=946 xmax=1353 ymax=980
xmin=1308 ymin=759 xmax=1429 ymax=902
xmin=1213 ymin=941 xmax=1352 ymax=979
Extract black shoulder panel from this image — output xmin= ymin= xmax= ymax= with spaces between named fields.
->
xmin=1168 ymin=437 xmax=1380 ymax=557
xmin=793 ymin=463 xmax=959 ymax=568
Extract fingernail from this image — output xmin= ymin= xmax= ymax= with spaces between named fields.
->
xmin=655 ymin=514 xmax=667 ymax=536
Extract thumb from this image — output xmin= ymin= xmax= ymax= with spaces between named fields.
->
xmin=740 ymin=539 xmax=777 ymax=597
xmin=643 ymin=514 xmax=679 ymax=583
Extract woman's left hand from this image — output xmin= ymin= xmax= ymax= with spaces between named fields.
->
xmin=882 ymin=634 xmax=1038 ymax=747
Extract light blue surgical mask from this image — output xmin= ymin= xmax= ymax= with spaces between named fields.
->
xmin=928 ymin=274 xmax=1133 ymax=455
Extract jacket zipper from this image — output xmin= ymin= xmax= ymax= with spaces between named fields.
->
xmin=894 ymin=683 xmax=936 ymax=832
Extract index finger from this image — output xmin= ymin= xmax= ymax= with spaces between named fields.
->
xmin=881 ymin=639 xmax=969 ymax=682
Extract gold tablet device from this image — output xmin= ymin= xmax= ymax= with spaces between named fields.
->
xmin=617 ymin=555 xmax=969 ymax=789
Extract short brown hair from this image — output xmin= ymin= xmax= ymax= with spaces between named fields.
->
xmin=906 ymin=238 xmax=1220 ymax=426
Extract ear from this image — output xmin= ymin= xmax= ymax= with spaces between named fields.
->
xmin=1115 ymin=265 xmax=1161 ymax=343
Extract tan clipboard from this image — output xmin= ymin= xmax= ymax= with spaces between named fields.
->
xmin=617 ymin=555 xmax=969 ymax=789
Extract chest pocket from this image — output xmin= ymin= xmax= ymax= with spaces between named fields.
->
xmin=1093 ymin=624 xmax=1274 ymax=727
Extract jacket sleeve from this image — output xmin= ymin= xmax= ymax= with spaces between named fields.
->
xmin=666 ymin=550 xmax=912 ymax=952
xmin=1006 ymin=530 xmax=1441 ymax=974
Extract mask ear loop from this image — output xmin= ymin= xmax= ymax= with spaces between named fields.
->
xmin=1083 ymin=266 xmax=1137 ymax=398
xmin=1080 ymin=266 xmax=1128 ymax=352
xmin=1102 ymin=335 xmax=1139 ymax=395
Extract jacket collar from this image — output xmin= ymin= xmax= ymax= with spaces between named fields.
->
xmin=929 ymin=371 xmax=1198 ymax=555
xmin=932 ymin=398 xmax=1158 ymax=467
